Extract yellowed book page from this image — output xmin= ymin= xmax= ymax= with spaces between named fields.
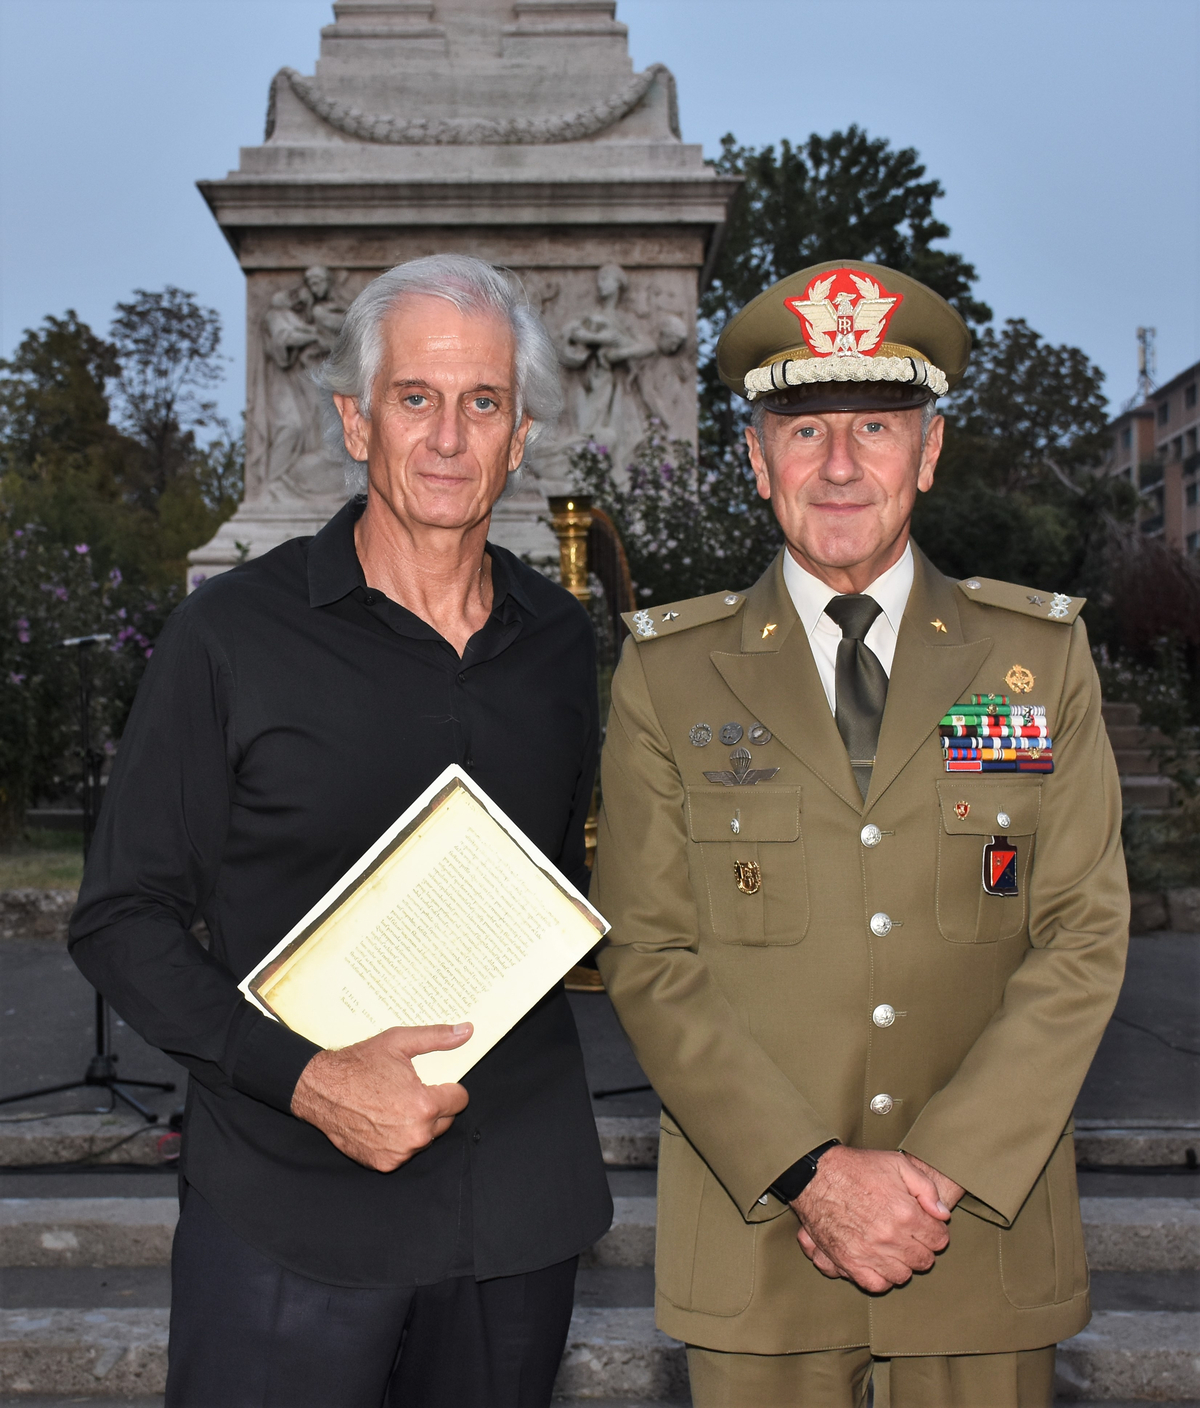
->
xmin=252 ymin=785 xmax=601 ymax=1083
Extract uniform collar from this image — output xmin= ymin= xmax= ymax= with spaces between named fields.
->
xmin=781 ymin=540 xmax=914 ymax=638
xmin=306 ymin=496 xmax=536 ymax=617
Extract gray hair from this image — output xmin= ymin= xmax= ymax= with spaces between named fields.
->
xmin=749 ymin=395 xmax=941 ymax=445
xmin=315 ymin=254 xmax=563 ymax=494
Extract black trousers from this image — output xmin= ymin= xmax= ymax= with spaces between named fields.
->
xmin=166 ymin=1181 xmax=578 ymax=1408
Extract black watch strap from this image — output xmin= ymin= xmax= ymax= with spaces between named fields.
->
xmin=768 ymin=1139 xmax=841 ymax=1204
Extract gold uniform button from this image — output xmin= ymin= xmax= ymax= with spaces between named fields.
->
xmin=872 ymin=1004 xmax=896 ymax=1028
xmin=860 ymin=824 xmax=882 ymax=847
xmin=870 ymin=1094 xmax=894 ymax=1116
xmin=869 ymin=912 xmax=893 ymax=937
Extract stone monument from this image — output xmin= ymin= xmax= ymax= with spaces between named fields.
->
xmin=189 ymin=0 xmax=738 ymax=584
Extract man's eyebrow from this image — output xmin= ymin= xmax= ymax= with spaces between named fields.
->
xmin=385 ymin=378 xmax=511 ymax=394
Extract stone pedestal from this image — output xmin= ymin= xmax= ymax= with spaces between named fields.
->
xmin=189 ymin=0 xmax=737 ymax=585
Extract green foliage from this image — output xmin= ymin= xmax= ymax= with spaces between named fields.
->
xmin=700 ymin=126 xmax=991 ymax=462
xmin=570 ymin=423 xmax=781 ymax=606
xmin=0 ymin=299 xmax=242 ymax=589
xmin=0 ymin=524 xmax=177 ymax=836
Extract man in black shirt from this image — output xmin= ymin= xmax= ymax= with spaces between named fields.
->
xmin=70 ymin=255 xmax=612 ymax=1408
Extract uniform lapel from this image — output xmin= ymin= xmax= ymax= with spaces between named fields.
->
xmin=710 ymin=554 xmax=862 ymax=812
xmin=866 ymin=545 xmax=994 ymax=810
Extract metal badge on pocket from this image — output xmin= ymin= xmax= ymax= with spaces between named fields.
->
xmin=982 ymin=835 xmax=1019 ymax=896
xmin=733 ymin=860 xmax=762 ymax=895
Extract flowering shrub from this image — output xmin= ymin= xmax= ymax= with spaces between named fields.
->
xmin=569 ymin=422 xmax=782 ymax=609
xmin=0 ymin=524 xmax=177 ymax=836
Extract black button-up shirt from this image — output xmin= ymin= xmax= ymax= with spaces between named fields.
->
xmin=70 ymin=500 xmax=611 ymax=1285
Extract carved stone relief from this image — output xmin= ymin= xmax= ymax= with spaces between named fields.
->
xmin=246 ymin=266 xmax=353 ymax=507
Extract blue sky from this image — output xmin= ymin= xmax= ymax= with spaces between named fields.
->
xmin=1 ymin=0 xmax=1197 ymax=428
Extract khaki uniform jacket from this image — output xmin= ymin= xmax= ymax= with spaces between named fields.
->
xmin=592 ymin=546 xmax=1129 ymax=1356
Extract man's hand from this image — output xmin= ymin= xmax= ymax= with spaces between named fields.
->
xmin=903 ymin=1152 xmax=964 ymax=1212
xmin=290 ymin=1024 xmax=472 ymax=1172
xmin=792 ymin=1146 xmax=952 ymax=1293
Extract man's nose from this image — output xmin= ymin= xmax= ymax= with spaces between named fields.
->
xmin=428 ymin=403 xmax=467 ymax=458
xmin=819 ymin=423 xmax=862 ymax=484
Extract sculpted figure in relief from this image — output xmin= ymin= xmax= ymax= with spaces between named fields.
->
xmin=259 ymin=267 xmax=347 ymax=503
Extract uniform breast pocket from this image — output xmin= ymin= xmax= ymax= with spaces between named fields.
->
xmin=935 ymin=779 xmax=1041 ymax=944
xmin=686 ymin=786 xmax=807 ymax=946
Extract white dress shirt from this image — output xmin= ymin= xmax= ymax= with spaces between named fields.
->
xmin=781 ymin=542 xmax=915 ymax=715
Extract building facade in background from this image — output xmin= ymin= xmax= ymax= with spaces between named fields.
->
xmin=1107 ymin=360 xmax=1200 ymax=554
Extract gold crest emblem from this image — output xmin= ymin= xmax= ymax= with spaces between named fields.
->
xmin=733 ymin=860 xmax=762 ymax=895
xmin=1005 ymin=664 xmax=1035 ymax=694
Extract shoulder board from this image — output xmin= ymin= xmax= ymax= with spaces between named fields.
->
xmin=956 ymin=576 xmax=1085 ymax=625
xmin=621 ymin=589 xmax=746 ymax=642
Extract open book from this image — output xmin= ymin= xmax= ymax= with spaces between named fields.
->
xmin=239 ymin=765 xmax=608 ymax=1084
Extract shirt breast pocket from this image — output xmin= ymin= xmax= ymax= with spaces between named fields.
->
xmin=935 ymin=779 xmax=1042 ymax=944
xmin=686 ymin=786 xmax=807 ymax=947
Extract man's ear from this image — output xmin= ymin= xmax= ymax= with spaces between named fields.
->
xmin=509 ymin=413 xmax=535 ymax=473
xmin=333 ymin=393 xmax=370 ymax=464
xmin=745 ymin=425 xmax=772 ymax=502
xmin=917 ymin=414 xmax=944 ymax=494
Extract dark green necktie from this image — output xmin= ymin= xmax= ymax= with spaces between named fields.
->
xmin=824 ymin=594 xmax=889 ymax=800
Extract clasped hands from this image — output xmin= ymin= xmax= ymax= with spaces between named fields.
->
xmin=291 ymin=1024 xmax=473 ymax=1172
xmin=792 ymin=1146 xmax=964 ymax=1294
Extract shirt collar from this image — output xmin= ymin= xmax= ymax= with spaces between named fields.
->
xmin=306 ymin=496 xmax=537 ymax=617
xmin=782 ymin=540 xmax=915 ymax=637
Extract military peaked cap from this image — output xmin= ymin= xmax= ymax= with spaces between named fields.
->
xmin=717 ymin=259 xmax=971 ymax=415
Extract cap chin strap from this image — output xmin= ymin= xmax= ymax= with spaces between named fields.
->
xmin=744 ymin=353 xmax=949 ymax=401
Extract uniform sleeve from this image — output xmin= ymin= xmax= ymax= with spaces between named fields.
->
xmin=68 ymin=606 xmax=321 ymax=1114
xmin=593 ymin=640 xmax=836 ymax=1218
xmin=900 ymin=617 xmax=1129 ymax=1225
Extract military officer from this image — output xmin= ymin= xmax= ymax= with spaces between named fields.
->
xmin=591 ymin=260 xmax=1129 ymax=1407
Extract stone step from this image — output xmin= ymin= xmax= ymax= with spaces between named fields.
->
xmin=8 ymin=1193 xmax=1194 ymax=1283
xmin=1110 ymin=747 xmax=1156 ymax=774
xmin=0 ymin=1201 xmax=177 ymax=1268
xmin=1120 ymin=775 xmax=1176 ymax=809
xmin=1056 ymin=1311 xmax=1200 ymax=1401
xmin=597 ymin=1117 xmax=660 ymax=1169
xmin=6 ymin=1305 xmax=1196 ymax=1403
xmin=1074 ymin=1122 xmax=1200 ymax=1167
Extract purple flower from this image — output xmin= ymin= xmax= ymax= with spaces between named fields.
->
xmin=13 ymin=529 xmax=23 ymax=539
xmin=74 ymin=543 xmax=89 ymax=554
xmin=108 ymin=567 xmax=122 ymax=585
xmin=54 ymin=586 xmax=68 ymax=601
xmin=191 ymin=573 xmax=207 ymax=587
xmin=116 ymin=607 xmax=127 ymax=620
xmin=8 ymin=672 xmax=25 ymax=685
xmin=144 ymin=647 xmax=154 ymax=659
xmin=16 ymin=618 xmax=30 ymax=644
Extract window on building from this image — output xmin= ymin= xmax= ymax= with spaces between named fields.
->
xmin=1158 ymin=400 xmax=1170 ymax=425
xmin=1186 ymin=383 xmax=1197 ymax=409
xmin=1120 ymin=426 xmax=1132 ymax=451
xmin=1188 ymin=531 xmax=1199 ymax=555
xmin=1188 ymin=482 xmax=1199 ymax=507
xmin=1187 ymin=428 xmax=1198 ymax=455
xmin=1173 ymin=436 xmax=1184 ymax=460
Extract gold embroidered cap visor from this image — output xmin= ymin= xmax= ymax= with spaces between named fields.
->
xmin=717 ymin=258 xmax=972 ymax=416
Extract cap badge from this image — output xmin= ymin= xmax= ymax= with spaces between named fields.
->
xmin=785 ymin=270 xmax=903 ymax=362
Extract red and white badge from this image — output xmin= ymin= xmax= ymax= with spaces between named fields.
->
xmin=785 ymin=269 xmax=903 ymax=360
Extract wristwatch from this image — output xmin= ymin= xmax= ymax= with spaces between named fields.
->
xmin=768 ymin=1139 xmax=841 ymax=1204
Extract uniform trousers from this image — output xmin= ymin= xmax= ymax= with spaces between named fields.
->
xmin=165 ymin=1180 xmax=577 ymax=1408
xmin=687 ymin=1342 xmax=1056 ymax=1408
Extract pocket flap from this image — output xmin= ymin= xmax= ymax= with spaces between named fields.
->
xmin=937 ymin=779 xmax=1042 ymax=836
xmin=687 ymin=785 xmax=801 ymax=842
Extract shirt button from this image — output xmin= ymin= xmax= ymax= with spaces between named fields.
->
xmin=860 ymin=824 xmax=882 ymax=848
xmin=870 ymin=1093 xmax=894 ymax=1116
xmin=362 ymin=592 xmax=376 ymax=605
xmin=472 ymin=1130 xmax=482 ymax=1144
xmin=869 ymin=912 xmax=893 ymax=937
xmin=872 ymin=1004 xmax=896 ymax=1028
xmin=997 ymin=810 xmax=1012 ymax=830
xmin=457 ymin=672 xmax=467 ymax=685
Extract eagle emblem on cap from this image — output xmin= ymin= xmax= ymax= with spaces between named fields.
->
xmin=785 ymin=270 xmax=903 ymax=360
